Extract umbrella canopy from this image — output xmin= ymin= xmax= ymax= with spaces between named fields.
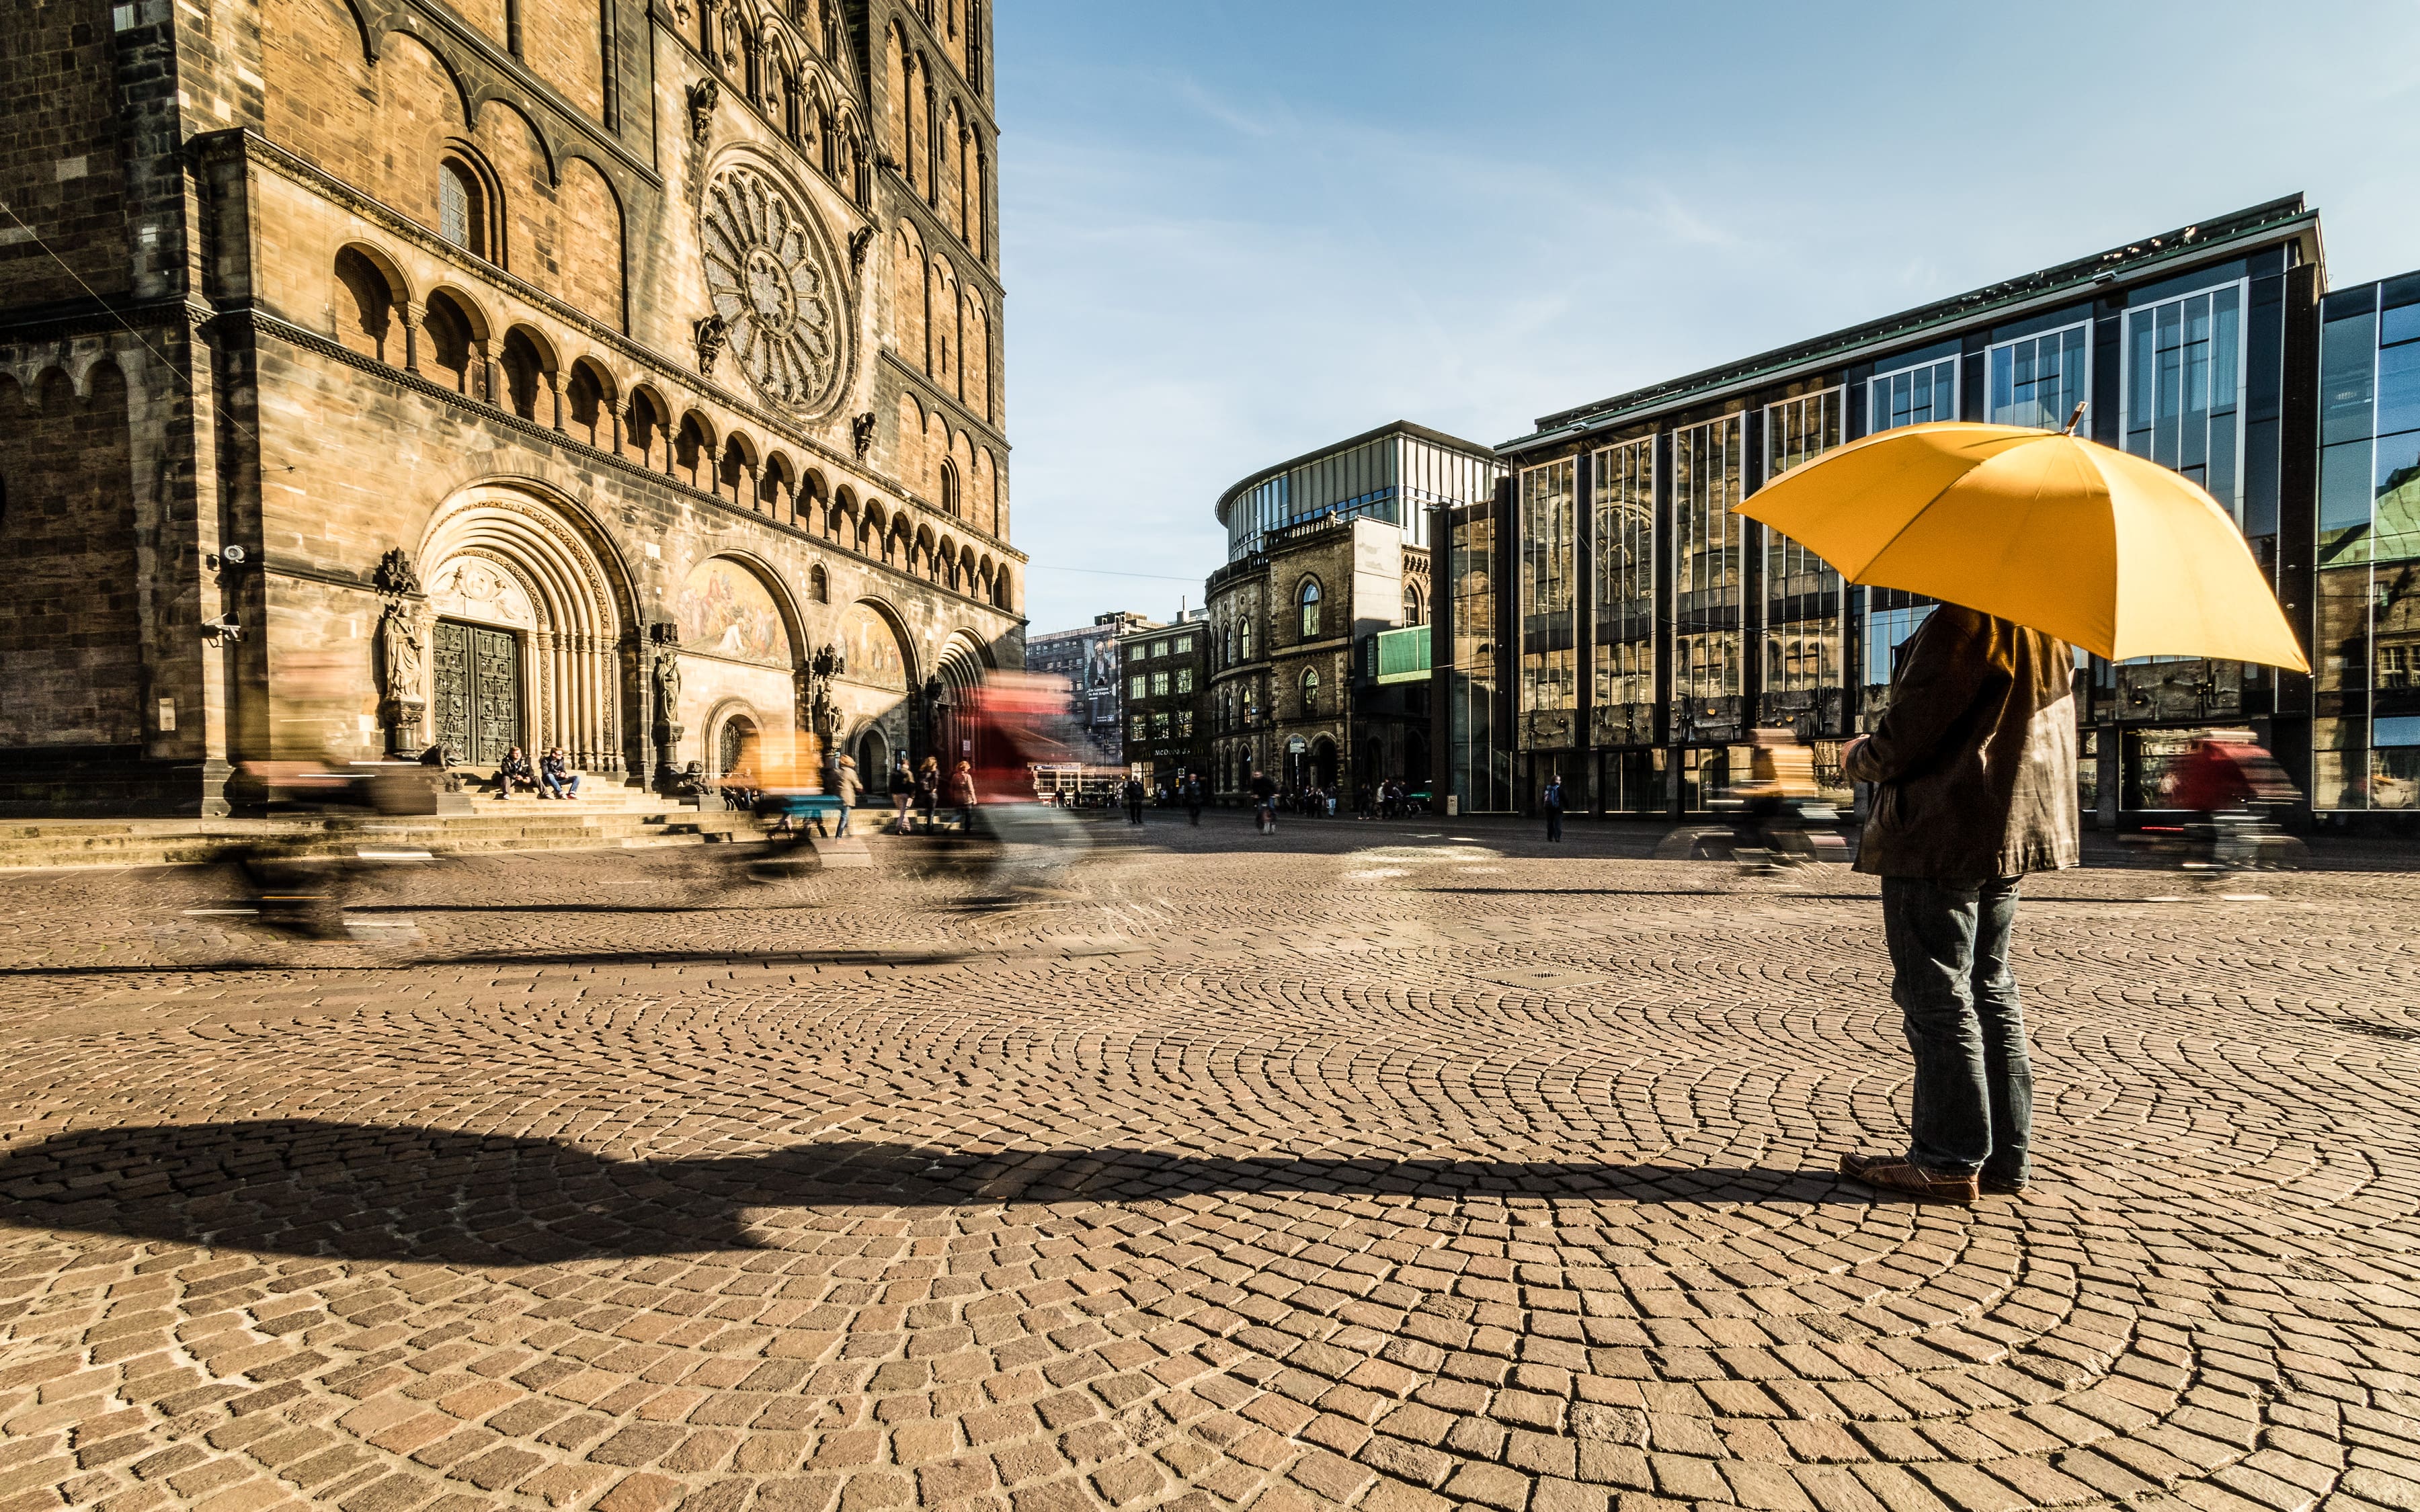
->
xmin=1734 ymin=420 xmax=2308 ymax=671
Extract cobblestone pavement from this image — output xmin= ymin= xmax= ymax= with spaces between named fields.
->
xmin=0 ymin=814 xmax=2414 ymax=1512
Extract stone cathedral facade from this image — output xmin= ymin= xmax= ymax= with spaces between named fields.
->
xmin=0 ymin=0 xmax=1016 ymax=812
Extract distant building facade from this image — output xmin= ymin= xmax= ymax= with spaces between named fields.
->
xmin=1119 ymin=610 xmax=1208 ymax=788
xmin=1027 ymin=611 xmax=1156 ymax=767
xmin=1463 ymin=196 xmax=2345 ymax=825
xmin=1206 ymin=422 xmax=1500 ymax=800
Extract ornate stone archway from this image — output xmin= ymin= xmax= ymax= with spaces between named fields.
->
xmin=416 ymin=486 xmax=627 ymax=772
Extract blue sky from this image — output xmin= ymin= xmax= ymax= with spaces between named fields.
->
xmin=996 ymin=1 xmax=2420 ymax=634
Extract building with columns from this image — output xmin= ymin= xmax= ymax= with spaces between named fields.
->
xmin=0 ymin=0 xmax=1016 ymax=811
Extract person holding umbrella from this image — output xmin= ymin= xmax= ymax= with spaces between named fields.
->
xmin=1741 ymin=403 xmax=2310 ymax=1206
xmin=1834 ymin=606 xmax=2077 ymax=1203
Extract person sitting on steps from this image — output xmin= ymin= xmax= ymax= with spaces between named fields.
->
xmin=538 ymin=747 xmax=581 ymax=800
xmin=493 ymin=746 xmax=536 ymax=799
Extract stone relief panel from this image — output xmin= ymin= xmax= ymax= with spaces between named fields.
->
xmin=428 ymin=556 xmax=536 ymax=628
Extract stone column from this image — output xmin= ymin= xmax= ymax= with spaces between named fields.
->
xmin=547 ymin=372 xmax=563 ymax=432
xmin=397 ymin=304 xmax=421 ymax=376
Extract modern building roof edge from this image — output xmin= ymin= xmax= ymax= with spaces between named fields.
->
xmin=1213 ymin=419 xmax=1500 ymax=528
xmin=1495 ymin=194 xmax=2317 ymax=457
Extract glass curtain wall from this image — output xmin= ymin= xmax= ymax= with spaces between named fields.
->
xmin=1760 ymin=388 xmax=1844 ymax=738
xmin=1862 ymin=597 xmax=1935 ymax=729
xmin=1518 ymin=460 xmax=1579 ymax=750
xmin=2315 ymin=281 xmax=2420 ymax=810
xmin=1989 ymin=323 xmax=2089 ymax=430
xmin=1591 ymin=437 xmax=1655 ymax=749
xmin=1450 ymin=507 xmax=1513 ymax=812
xmin=2112 ymin=284 xmax=2251 ymax=734
xmin=1861 ymin=360 xmax=1953 ymax=723
xmin=1672 ymin=416 xmax=1744 ymax=744
xmin=2124 ymin=284 xmax=2245 ymax=518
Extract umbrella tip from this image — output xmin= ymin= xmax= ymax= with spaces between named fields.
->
xmin=2062 ymin=401 xmax=2089 ymax=436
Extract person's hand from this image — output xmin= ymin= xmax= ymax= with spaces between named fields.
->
xmin=1841 ymin=734 xmax=1869 ymax=770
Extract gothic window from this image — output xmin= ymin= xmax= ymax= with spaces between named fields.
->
xmin=1240 ymin=618 xmax=1252 ymax=660
xmin=1301 ymin=666 xmax=1320 ymax=714
xmin=1297 ymin=577 xmax=1322 ymax=640
xmin=1404 ymin=583 xmax=1424 ymax=625
xmin=438 ymin=158 xmax=489 ymax=259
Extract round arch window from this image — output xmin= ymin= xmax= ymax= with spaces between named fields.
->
xmin=438 ymin=158 xmax=489 ymax=259
xmin=1297 ymin=578 xmax=1322 ymax=639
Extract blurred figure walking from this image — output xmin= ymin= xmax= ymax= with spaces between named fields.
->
xmin=1543 ymin=771 xmax=1565 ymax=842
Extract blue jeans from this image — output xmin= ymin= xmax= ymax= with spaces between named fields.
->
xmin=834 ymin=801 xmax=851 ymax=837
xmin=1546 ymin=808 xmax=1562 ymax=841
xmin=542 ymin=772 xmax=579 ymax=798
xmin=1880 ymin=875 xmax=2032 ymax=1183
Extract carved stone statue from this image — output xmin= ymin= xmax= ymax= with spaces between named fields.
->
xmin=373 ymin=546 xmax=421 ymax=599
xmin=848 ymin=225 xmax=873 ymax=275
xmin=653 ymin=648 xmax=684 ymax=722
xmin=694 ymin=314 xmax=728 ymax=378
xmin=686 ymin=77 xmax=719 ymax=142
xmin=801 ymin=640 xmax=846 ymax=736
xmin=378 ymin=602 xmax=424 ymax=702
xmin=850 ymin=411 xmax=875 ymax=460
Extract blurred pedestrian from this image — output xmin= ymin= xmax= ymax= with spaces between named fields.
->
xmin=916 ymin=756 xmax=941 ymax=833
xmin=1837 ymin=605 xmax=2076 ymax=1206
xmin=1123 ymin=775 xmax=1145 ymax=825
xmin=1184 ymin=772 xmax=1204 ymax=825
xmin=832 ymin=753 xmax=858 ymax=837
xmin=888 ymin=755 xmax=915 ymax=833
xmin=1250 ymin=768 xmax=1277 ymax=834
xmin=1543 ymin=771 xmax=1564 ymax=841
xmin=949 ymin=759 xmax=977 ymax=831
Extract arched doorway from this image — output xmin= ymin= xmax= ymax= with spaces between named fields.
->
xmin=419 ymin=486 xmax=629 ymax=772
xmin=855 ymin=723 xmax=890 ymax=782
xmin=716 ymin=712 xmax=759 ymax=778
xmin=932 ymin=633 xmax=989 ymax=768
xmin=1311 ymin=737 xmax=1338 ymax=790
xmin=1406 ymin=729 xmax=1430 ymax=789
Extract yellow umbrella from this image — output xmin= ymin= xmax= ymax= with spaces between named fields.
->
xmin=1735 ymin=417 xmax=2308 ymax=671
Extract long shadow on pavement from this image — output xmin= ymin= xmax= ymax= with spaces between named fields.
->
xmin=0 ymin=1119 xmax=1844 ymax=1265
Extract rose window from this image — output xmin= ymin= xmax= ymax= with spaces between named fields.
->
xmin=700 ymin=167 xmax=842 ymax=412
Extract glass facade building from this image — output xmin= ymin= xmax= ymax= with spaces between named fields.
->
xmin=2312 ymin=271 xmax=2420 ymax=812
xmin=1217 ymin=421 xmax=1498 ymax=562
xmin=1459 ymin=195 xmax=2336 ymax=825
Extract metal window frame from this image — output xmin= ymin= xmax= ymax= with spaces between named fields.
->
xmin=1984 ymin=319 xmax=2093 ymax=431
xmin=1866 ymin=355 xmax=1961 ymax=434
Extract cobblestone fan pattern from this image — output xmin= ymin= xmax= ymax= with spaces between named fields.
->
xmin=0 ymin=818 xmax=2414 ymax=1512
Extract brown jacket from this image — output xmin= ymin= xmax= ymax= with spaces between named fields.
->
xmin=1845 ymin=605 xmax=2079 ymax=879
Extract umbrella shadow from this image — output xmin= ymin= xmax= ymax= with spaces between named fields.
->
xmin=0 ymin=1120 xmax=1845 ymax=1266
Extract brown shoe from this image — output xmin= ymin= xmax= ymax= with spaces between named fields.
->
xmin=1839 ymin=1152 xmax=1978 ymax=1205
xmin=1978 ymin=1174 xmax=2029 ymax=1197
